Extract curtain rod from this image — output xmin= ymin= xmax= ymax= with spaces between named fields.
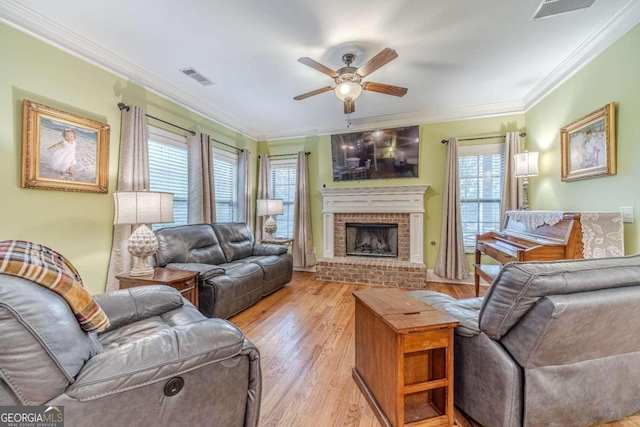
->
xmin=441 ymin=132 xmax=527 ymax=144
xmin=259 ymin=152 xmax=311 ymax=158
xmin=117 ymin=103 xmax=243 ymax=152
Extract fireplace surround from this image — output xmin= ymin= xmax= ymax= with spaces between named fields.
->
xmin=316 ymin=185 xmax=429 ymax=288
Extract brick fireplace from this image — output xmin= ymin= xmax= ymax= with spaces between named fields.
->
xmin=316 ymin=185 xmax=429 ymax=288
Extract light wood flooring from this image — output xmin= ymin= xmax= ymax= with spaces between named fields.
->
xmin=229 ymin=272 xmax=640 ymax=427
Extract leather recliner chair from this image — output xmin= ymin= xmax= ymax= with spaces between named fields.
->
xmin=0 ymin=274 xmax=261 ymax=427
xmin=408 ymin=255 xmax=640 ymax=427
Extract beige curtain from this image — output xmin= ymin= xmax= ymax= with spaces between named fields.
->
xmin=292 ymin=152 xmax=315 ymax=268
xmin=237 ymin=149 xmax=253 ymax=228
xmin=187 ymin=132 xmax=216 ymax=224
xmin=106 ymin=105 xmax=150 ymax=291
xmin=500 ymin=131 xmax=522 ymax=227
xmin=435 ymin=138 xmax=470 ymax=280
xmin=255 ymin=154 xmax=271 ymax=242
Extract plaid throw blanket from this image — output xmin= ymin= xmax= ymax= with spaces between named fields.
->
xmin=0 ymin=240 xmax=109 ymax=333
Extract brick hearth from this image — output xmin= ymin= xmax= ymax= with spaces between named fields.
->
xmin=315 ymin=257 xmax=427 ymax=288
xmin=333 ymin=212 xmax=410 ymax=261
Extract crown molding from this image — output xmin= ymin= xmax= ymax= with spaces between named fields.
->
xmin=0 ymin=0 xmax=260 ymax=139
xmin=2 ymin=0 xmax=637 ymax=141
xmin=261 ymin=99 xmax=526 ymax=140
xmin=523 ymin=0 xmax=640 ymax=110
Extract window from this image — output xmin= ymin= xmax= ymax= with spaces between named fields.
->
xmin=212 ymin=148 xmax=238 ymax=223
xmin=148 ymin=127 xmax=188 ymax=229
xmin=458 ymin=144 xmax=504 ymax=249
xmin=148 ymin=127 xmax=239 ymax=227
xmin=270 ymin=159 xmax=297 ymax=238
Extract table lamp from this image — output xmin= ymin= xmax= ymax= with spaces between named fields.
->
xmin=257 ymin=198 xmax=284 ymax=239
xmin=113 ymin=191 xmax=174 ymax=276
xmin=514 ymin=151 xmax=539 ymax=211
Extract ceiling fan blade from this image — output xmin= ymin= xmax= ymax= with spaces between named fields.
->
xmin=344 ymin=99 xmax=355 ymax=115
xmin=363 ymin=82 xmax=408 ymax=97
xmin=297 ymin=57 xmax=339 ymax=78
xmin=293 ymin=86 xmax=333 ymax=100
xmin=356 ymin=48 xmax=398 ymax=77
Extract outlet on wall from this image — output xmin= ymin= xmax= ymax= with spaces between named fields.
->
xmin=619 ymin=206 xmax=634 ymax=223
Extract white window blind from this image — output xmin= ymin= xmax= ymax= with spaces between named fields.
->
xmin=270 ymin=159 xmax=297 ymax=238
xmin=148 ymin=127 xmax=188 ymax=229
xmin=213 ymin=148 xmax=238 ymax=223
xmin=458 ymin=143 xmax=504 ymax=249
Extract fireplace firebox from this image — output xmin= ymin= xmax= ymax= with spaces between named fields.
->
xmin=346 ymin=223 xmax=398 ymax=258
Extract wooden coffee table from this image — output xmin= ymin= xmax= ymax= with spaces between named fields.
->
xmin=352 ymin=288 xmax=459 ymax=427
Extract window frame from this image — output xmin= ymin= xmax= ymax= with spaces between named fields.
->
xmin=458 ymin=143 xmax=505 ymax=252
xmin=269 ymin=158 xmax=297 ymax=239
xmin=212 ymin=147 xmax=239 ymax=223
xmin=148 ymin=126 xmax=188 ymax=229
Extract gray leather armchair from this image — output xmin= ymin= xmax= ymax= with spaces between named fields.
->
xmin=409 ymin=255 xmax=640 ymax=427
xmin=0 ymin=275 xmax=261 ymax=427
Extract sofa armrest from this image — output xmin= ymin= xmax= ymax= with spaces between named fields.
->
xmin=165 ymin=262 xmax=226 ymax=281
xmin=66 ymin=319 xmax=246 ymax=401
xmin=253 ymin=243 xmax=288 ymax=256
xmin=94 ymin=286 xmax=183 ymax=332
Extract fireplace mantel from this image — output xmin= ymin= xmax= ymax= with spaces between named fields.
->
xmin=318 ymin=185 xmax=429 ymax=214
xmin=318 ymin=185 xmax=429 ymax=263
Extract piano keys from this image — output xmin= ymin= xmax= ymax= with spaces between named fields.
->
xmin=474 ymin=212 xmax=583 ymax=296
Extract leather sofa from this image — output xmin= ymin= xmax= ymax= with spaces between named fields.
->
xmin=0 ymin=275 xmax=261 ymax=427
xmin=408 ymin=255 xmax=640 ymax=427
xmin=154 ymin=222 xmax=293 ymax=319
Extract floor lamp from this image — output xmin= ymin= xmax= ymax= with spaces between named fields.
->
xmin=113 ymin=191 xmax=174 ymax=276
xmin=257 ymin=199 xmax=284 ymax=239
xmin=514 ymin=151 xmax=539 ymax=211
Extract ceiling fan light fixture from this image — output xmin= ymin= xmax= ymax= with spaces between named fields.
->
xmin=334 ymin=82 xmax=362 ymax=101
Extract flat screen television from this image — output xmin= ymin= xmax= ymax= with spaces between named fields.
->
xmin=330 ymin=125 xmax=419 ymax=181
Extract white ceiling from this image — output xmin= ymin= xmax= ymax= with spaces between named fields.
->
xmin=1 ymin=0 xmax=639 ymax=140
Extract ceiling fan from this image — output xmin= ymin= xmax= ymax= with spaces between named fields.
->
xmin=293 ymin=47 xmax=408 ymax=114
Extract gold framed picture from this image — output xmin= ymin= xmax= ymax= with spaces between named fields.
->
xmin=22 ymin=100 xmax=110 ymax=193
xmin=560 ymin=102 xmax=616 ymax=182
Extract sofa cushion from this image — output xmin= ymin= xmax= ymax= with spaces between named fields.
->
xmin=407 ymin=290 xmax=483 ymax=337
xmin=155 ymin=224 xmax=227 ymax=266
xmin=165 ymin=263 xmax=226 ymax=281
xmin=212 ymin=223 xmax=254 ymax=262
xmin=479 ymin=254 xmax=640 ymax=340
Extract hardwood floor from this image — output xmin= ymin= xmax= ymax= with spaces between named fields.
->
xmin=229 ymin=272 xmax=640 ymax=427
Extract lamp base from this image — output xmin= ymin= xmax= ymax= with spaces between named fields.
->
xmin=518 ymin=177 xmax=532 ymax=211
xmin=127 ymin=224 xmax=158 ymax=276
xmin=263 ymin=216 xmax=277 ymax=239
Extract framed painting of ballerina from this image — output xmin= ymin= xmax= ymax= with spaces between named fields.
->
xmin=21 ymin=100 xmax=110 ymax=193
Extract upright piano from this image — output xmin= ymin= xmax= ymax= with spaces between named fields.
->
xmin=474 ymin=212 xmax=584 ymax=296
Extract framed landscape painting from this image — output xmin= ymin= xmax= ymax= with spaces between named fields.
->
xmin=560 ymin=102 xmax=616 ymax=182
xmin=22 ymin=100 xmax=110 ymax=193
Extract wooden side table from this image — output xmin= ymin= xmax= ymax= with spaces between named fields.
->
xmin=117 ymin=268 xmax=200 ymax=308
xmin=352 ymin=288 xmax=459 ymax=427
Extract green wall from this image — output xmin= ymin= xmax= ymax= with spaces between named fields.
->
xmin=526 ymin=23 xmax=640 ymax=255
xmin=259 ymin=114 xmax=525 ymax=269
xmin=0 ymin=23 xmax=256 ymax=294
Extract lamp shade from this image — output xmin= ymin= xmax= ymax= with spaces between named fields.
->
xmin=334 ymin=82 xmax=363 ymax=101
xmin=256 ymin=199 xmax=284 ymax=217
xmin=514 ymin=151 xmax=539 ymax=177
xmin=113 ymin=191 xmax=174 ymax=225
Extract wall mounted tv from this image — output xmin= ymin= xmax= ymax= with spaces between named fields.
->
xmin=330 ymin=125 xmax=419 ymax=182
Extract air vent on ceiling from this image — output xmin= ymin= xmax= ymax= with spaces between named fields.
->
xmin=532 ymin=0 xmax=597 ymax=20
xmin=180 ymin=67 xmax=215 ymax=86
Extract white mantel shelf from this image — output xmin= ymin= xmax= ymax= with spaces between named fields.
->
xmin=318 ymin=185 xmax=429 ymax=263
xmin=318 ymin=185 xmax=429 ymax=214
